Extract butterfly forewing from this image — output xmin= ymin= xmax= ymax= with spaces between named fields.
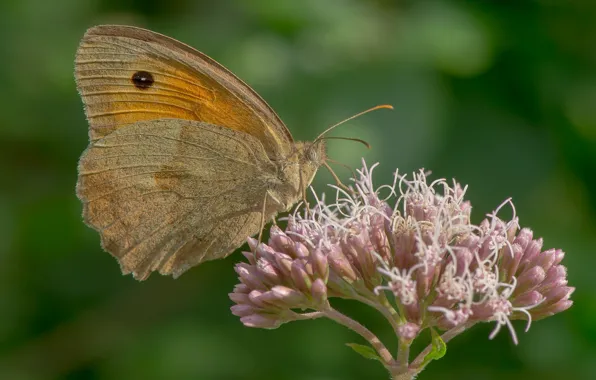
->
xmin=75 ymin=25 xmax=293 ymax=158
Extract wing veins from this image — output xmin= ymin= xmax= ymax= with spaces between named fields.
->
xmin=79 ymin=88 xmax=207 ymax=104
xmin=100 ymin=131 xmax=259 ymax=168
xmin=88 ymin=99 xmax=195 ymax=114
xmin=87 ymin=109 xmax=181 ymax=118
xmin=81 ymin=153 xmax=218 ymax=162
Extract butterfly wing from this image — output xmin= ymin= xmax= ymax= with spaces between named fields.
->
xmin=75 ymin=24 xmax=293 ymax=158
xmin=77 ymin=119 xmax=278 ymax=280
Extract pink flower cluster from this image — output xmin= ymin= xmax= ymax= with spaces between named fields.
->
xmin=230 ymin=161 xmax=573 ymax=345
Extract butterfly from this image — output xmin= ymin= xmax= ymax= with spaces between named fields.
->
xmin=75 ymin=25 xmax=390 ymax=280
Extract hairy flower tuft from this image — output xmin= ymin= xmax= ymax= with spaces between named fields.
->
xmin=230 ymin=160 xmax=573 ymax=374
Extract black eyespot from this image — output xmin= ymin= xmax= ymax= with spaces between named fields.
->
xmin=131 ymin=71 xmax=154 ymax=89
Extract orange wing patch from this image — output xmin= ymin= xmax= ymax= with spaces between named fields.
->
xmin=75 ymin=28 xmax=287 ymax=154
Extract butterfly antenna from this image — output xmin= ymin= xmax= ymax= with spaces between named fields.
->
xmin=319 ymin=136 xmax=371 ymax=149
xmin=313 ymin=104 xmax=393 ymax=144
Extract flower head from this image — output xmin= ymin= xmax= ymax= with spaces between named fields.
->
xmin=230 ymin=160 xmax=573 ymax=347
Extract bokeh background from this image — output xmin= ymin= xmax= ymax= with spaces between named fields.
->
xmin=1 ymin=0 xmax=594 ymax=379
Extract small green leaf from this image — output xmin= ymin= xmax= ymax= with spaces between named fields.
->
xmin=420 ymin=328 xmax=447 ymax=368
xmin=346 ymin=343 xmax=382 ymax=361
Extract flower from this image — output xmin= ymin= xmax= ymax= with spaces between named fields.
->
xmin=229 ymin=160 xmax=573 ymax=376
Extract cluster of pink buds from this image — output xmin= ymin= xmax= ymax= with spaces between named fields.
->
xmin=229 ymin=161 xmax=573 ymax=379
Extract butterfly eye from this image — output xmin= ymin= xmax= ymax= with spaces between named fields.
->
xmin=306 ymin=147 xmax=319 ymax=162
xmin=131 ymin=71 xmax=155 ymax=89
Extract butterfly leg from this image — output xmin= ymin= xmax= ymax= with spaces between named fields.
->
xmin=256 ymin=190 xmax=283 ymax=250
xmin=323 ymin=161 xmax=352 ymax=192
xmin=301 ymin=186 xmax=312 ymax=218
xmin=297 ymin=170 xmax=313 ymax=218
xmin=256 ymin=193 xmax=268 ymax=250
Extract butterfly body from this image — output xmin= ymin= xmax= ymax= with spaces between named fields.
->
xmin=75 ymin=25 xmax=326 ymax=280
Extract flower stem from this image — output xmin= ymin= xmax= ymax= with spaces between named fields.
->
xmin=396 ymin=339 xmax=410 ymax=371
xmin=293 ymin=311 xmax=325 ymax=320
xmin=392 ymin=372 xmax=415 ymax=380
xmin=322 ymin=303 xmax=394 ymax=365
xmin=352 ymin=291 xmax=402 ymax=338
xmin=409 ymin=322 xmax=476 ymax=371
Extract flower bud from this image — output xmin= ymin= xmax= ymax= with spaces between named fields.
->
xmin=512 ymin=291 xmax=544 ymax=308
xmin=397 ymin=322 xmax=421 ymax=341
xmin=327 ymin=246 xmax=358 ymax=283
xmin=235 ymin=263 xmax=266 ymax=291
xmin=311 ymin=248 xmax=329 ymax=281
xmin=240 ymin=314 xmax=283 ymax=329
xmin=291 ymin=261 xmax=312 ymax=293
xmin=231 ymin=304 xmax=258 ymax=317
xmin=311 ymin=278 xmax=328 ymax=305
xmin=514 ymin=266 xmax=546 ymax=296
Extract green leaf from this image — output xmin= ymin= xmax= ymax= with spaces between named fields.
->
xmin=346 ymin=343 xmax=382 ymax=362
xmin=420 ymin=328 xmax=447 ymax=368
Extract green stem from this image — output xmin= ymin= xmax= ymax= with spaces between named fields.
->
xmin=396 ymin=339 xmax=411 ymax=371
xmin=294 ymin=311 xmax=325 ymax=320
xmin=409 ymin=322 xmax=476 ymax=371
xmin=322 ymin=303 xmax=394 ymax=365
xmin=352 ymin=291 xmax=401 ymax=338
xmin=392 ymin=372 xmax=416 ymax=380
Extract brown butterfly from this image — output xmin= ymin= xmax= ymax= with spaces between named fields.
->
xmin=75 ymin=25 xmax=390 ymax=280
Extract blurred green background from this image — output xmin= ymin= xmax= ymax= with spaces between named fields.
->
xmin=1 ymin=0 xmax=594 ymax=379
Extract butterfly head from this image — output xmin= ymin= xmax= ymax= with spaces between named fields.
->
xmin=294 ymin=140 xmax=327 ymax=187
xmin=304 ymin=139 xmax=327 ymax=166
